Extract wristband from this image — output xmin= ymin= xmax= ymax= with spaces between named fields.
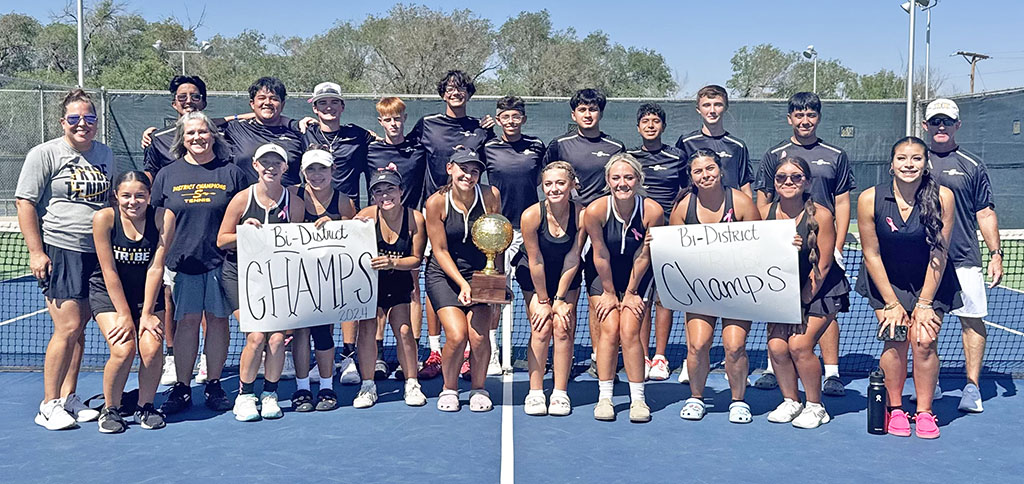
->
xmin=553 ymin=295 xmax=566 ymax=302
xmin=990 ymin=249 xmax=1004 ymax=257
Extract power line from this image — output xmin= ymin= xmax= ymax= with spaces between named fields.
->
xmin=953 ymin=51 xmax=990 ymax=93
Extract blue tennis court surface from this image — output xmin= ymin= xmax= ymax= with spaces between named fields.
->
xmin=1 ymin=370 xmax=1021 ymax=483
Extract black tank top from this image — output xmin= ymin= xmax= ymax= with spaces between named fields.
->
xmin=108 ymin=206 xmax=160 ymax=292
xmin=297 ymin=185 xmax=342 ymax=223
xmin=767 ymin=200 xmax=813 ymax=287
xmin=228 ymin=188 xmax=291 ymax=261
xmin=603 ymin=195 xmax=647 ymax=293
xmin=535 ymin=201 xmax=577 ymax=265
xmin=430 ymin=185 xmax=487 ymax=275
xmin=376 ymin=207 xmax=413 ymax=267
xmin=684 ymin=188 xmax=735 ymax=224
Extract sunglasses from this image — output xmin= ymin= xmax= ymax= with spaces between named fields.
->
xmin=175 ymin=93 xmax=204 ymax=103
xmin=928 ymin=117 xmax=957 ymax=127
xmin=64 ymin=114 xmax=97 ymax=126
xmin=774 ymin=173 xmax=806 ymax=184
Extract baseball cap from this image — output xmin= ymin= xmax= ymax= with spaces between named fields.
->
xmin=448 ymin=148 xmax=484 ymax=171
xmin=308 ymin=82 xmax=344 ymax=104
xmin=301 ymin=149 xmax=333 ymax=172
xmin=254 ymin=143 xmax=287 ymax=163
xmin=925 ymin=98 xmax=959 ymax=121
xmin=369 ymin=169 xmax=403 ymax=190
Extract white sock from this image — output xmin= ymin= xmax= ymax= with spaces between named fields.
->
xmin=361 ymin=380 xmax=376 ymax=393
xmin=527 ymin=389 xmax=544 ymax=399
xmin=805 ymin=401 xmax=823 ymax=410
xmin=653 ymin=353 xmax=666 ymax=362
xmin=598 ymin=380 xmax=614 ymax=400
xmin=296 ymin=377 xmax=310 ymax=392
xmin=551 ymin=389 xmax=568 ymax=401
xmin=629 ymin=381 xmax=645 ymax=402
xmin=824 ymin=364 xmax=840 ymax=379
xmin=429 ymin=335 xmax=441 ymax=353
xmin=489 ymin=329 xmax=498 ymax=352
xmin=765 ymin=358 xmax=775 ymax=375
xmin=319 ymin=375 xmax=333 ymax=391
xmin=405 ymin=377 xmax=419 ymax=389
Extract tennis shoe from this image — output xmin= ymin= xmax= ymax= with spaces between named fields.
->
xmin=677 ymin=364 xmax=690 ymax=384
xmin=958 ymin=383 xmax=983 ymax=413
xmin=418 ymin=351 xmax=442 ymax=380
xmin=203 ymin=382 xmax=232 ymax=412
xmin=487 ymin=350 xmax=502 ymax=376
xmin=160 ymin=355 xmax=177 ymax=386
xmin=308 ymin=363 xmax=320 ymax=383
xmin=792 ymin=402 xmax=830 ymax=429
xmin=35 ymin=399 xmax=77 ymax=430
xmin=339 ymin=355 xmax=360 ymax=385
xmin=767 ymin=398 xmax=803 ymax=423
xmin=644 ymin=358 xmax=652 ymax=381
xmin=195 ymin=354 xmax=208 ymax=384
xmin=63 ymin=393 xmax=100 ymax=422
xmin=374 ymin=359 xmax=389 ymax=381
xmin=160 ymin=382 xmax=192 ymax=414
xmin=404 ymin=381 xmax=427 ymax=407
xmin=648 ymin=356 xmax=670 ymax=381
xmin=97 ymin=406 xmax=127 ymax=434
xmin=233 ymin=394 xmax=260 ymax=422
xmin=260 ymin=391 xmax=283 ymax=419
xmin=353 ymin=388 xmax=378 ymax=409
xmin=133 ymin=403 xmax=166 ymax=430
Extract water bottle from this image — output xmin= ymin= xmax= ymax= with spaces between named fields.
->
xmin=867 ymin=368 xmax=887 ymax=435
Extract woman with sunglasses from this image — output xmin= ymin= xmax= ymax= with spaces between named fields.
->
xmin=669 ymin=148 xmax=761 ymax=424
xmin=762 ymin=157 xmax=849 ymax=429
xmin=17 ymin=89 xmax=112 ymax=430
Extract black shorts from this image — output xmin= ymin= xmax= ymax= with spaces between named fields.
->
xmin=378 ymin=270 xmax=414 ymax=310
xmin=89 ymin=279 xmax=166 ymax=320
xmin=511 ymin=250 xmax=582 ymax=296
xmin=582 ymin=255 xmax=653 ymax=301
xmin=42 ymin=244 xmax=98 ymax=300
xmin=425 ymin=264 xmax=485 ymax=312
xmin=221 ymin=258 xmax=239 ymax=312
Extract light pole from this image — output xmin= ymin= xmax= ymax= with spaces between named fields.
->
xmin=904 ymin=3 xmax=916 ymax=136
xmin=903 ymin=0 xmax=937 ymax=98
xmin=76 ymin=0 xmax=84 ymax=87
xmin=803 ymin=45 xmax=818 ymax=93
xmin=153 ymin=40 xmax=212 ymax=75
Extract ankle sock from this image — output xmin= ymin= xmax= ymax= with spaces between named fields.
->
xmin=429 ymin=335 xmax=441 ymax=353
xmin=629 ymin=381 xmax=645 ymax=402
xmin=263 ymin=380 xmax=278 ymax=393
xmin=824 ymin=364 xmax=840 ymax=379
xmin=240 ymin=381 xmax=255 ymax=395
xmin=598 ymin=380 xmax=613 ymax=401
xmin=296 ymin=377 xmax=310 ymax=392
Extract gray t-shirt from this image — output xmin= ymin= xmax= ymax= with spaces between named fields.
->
xmin=15 ymin=137 xmax=116 ymax=252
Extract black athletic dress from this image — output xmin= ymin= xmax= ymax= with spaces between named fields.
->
xmin=683 ymin=188 xmax=736 ymax=225
xmin=855 ymin=181 xmax=962 ymax=315
xmin=297 ymin=185 xmax=343 ymax=223
xmin=377 ymin=207 xmax=415 ymax=310
xmin=584 ymin=195 xmax=653 ymax=300
xmin=425 ymin=185 xmax=487 ymax=310
xmin=89 ymin=207 xmax=165 ymax=320
xmin=512 ymin=202 xmax=583 ymax=296
xmin=767 ymin=201 xmax=851 ymax=317
xmin=222 ymin=188 xmax=292 ymax=312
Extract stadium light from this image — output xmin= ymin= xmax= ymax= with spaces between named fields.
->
xmin=77 ymin=0 xmax=84 ymax=87
xmin=803 ymin=45 xmax=818 ymax=93
xmin=902 ymin=0 xmax=938 ymax=99
xmin=153 ymin=40 xmax=213 ymax=75
xmin=904 ymin=2 xmax=916 ymax=135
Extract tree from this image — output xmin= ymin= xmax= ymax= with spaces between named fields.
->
xmin=0 ymin=14 xmax=41 ymax=75
xmin=282 ymin=22 xmax=370 ymax=93
xmin=727 ymin=44 xmax=797 ymax=97
xmin=779 ymin=58 xmax=857 ymax=99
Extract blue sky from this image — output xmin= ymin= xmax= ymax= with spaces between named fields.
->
xmin=10 ymin=0 xmax=1024 ymax=97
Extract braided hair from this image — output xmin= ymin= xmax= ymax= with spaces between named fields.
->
xmin=890 ymin=136 xmax=944 ymax=251
xmin=776 ymin=156 xmax=820 ymax=279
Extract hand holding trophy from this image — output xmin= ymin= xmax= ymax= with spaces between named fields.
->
xmin=470 ymin=213 xmax=513 ymax=304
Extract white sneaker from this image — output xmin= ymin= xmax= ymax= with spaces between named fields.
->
xmin=792 ymin=402 xmax=830 ymax=429
xmin=487 ymin=350 xmax=502 ymax=376
xmin=233 ymin=394 xmax=260 ymax=422
xmin=404 ymin=381 xmax=427 ymax=407
xmin=259 ymin=391 xmax=283 ymax=419
xmin=548 ymin=394 xmax=572 ymax=416
xmin=767 ymin=398 xmax=804 ymax=423
xmin=958 ymin=383 xmax=984 ymax=413
xmin=648 ymin=356 xmax=670 ymax=381
xmin=909 ymin=381 xmax=942 ymax=402
xmin=35 ymin=399 xmax=77 ymax=430
xmin=353 ymin=388 xmax=378 ymax=409
xmin=63 ymin=393 xmax=100 ymax=422
xmin=195 ymin=354 xmax=208 ymax=384
xmin=339 ymin=356 xmax=360 ymax=385
xmin=308 ymin=363 xmax=320 ymax=383
xmin=280 ymin=351 xmax=296 ymax=380
xmin=160 ymin=355 xmax=177 ymax=386
xmin=524 ymin=393 xmax=547 ymax=416
xmin=678 ymin=364 xmax=690 ymax=383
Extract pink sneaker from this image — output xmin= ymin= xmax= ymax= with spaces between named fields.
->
xmin=887 ymin=409 xmax=911 ymax=437
xmin=459 ymin=351 xmax=472 ymax=381
xmin=914 ymin=412 xmax=940 ymax=439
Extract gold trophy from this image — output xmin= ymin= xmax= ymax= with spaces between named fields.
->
xmin=470 ymin=213 xmax=514 ymax=304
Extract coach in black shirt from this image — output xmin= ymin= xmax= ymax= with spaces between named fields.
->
xmin=221 ymin=77 xmax=305 ymax=186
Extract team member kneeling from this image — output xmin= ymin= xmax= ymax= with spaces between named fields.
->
xmin=762 ymin=157 xmax=850 ymax=429
xmin=670 ymin=149 xmax=761 ymax=423
xmin=352 ymin=169 xmax=428 ymax=408
xmin=515 ymin=162 xmax=586 ymax=416
xmin=90 ymin=171 xmax=175 ymax=432
xmin=585 ymin=153 xmax=663 ymax=423
xmin=217 ymin=143 xmax=304 ymax=421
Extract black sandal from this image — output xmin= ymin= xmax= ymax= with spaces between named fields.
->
xmin=291 ymin=389 xmax=314 ymax=412
xmin=315 ymin=389 xmax=338 ymax=411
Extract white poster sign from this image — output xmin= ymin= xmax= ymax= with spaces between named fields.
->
xmin=649 ymin=220 xmax=802 ymax=323
xmin=237 ymin=220 xmax=378 ymax=332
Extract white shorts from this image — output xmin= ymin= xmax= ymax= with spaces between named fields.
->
xmin=951 ymin=266 xmax=988 ymax=318
xmin=163 ymin=267 xmax=176 ymax=290
xmin=833 ymin=247 xmax=845 ymax=272
xmin=503 ymin=228 xmax=524 ymax=282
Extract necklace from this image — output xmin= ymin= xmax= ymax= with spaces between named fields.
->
xmin=316 ymin=127 xmax=342 ymax=152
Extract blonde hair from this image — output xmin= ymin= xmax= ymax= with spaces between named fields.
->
xmin=376 ymin=97 xmax=406 ymax=117
xmin=604 ymin=153 xmax=646 ymax=196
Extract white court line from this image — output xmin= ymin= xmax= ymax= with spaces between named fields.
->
xmin=500 ymin=370 xmax=514 ymax=484
xmin=984 ymin=319 xmax=1024 ymax=337
xmin=0 ymin=308 xmax=47 ymax=327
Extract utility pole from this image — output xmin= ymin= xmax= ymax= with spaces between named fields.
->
xmin=955 ymin=51 xmax=990 ymax=93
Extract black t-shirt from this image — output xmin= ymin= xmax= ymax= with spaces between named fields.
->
xmin=543 ymin=131 xmax=625 ymax=205
xmin=929 ymin=147 xmax=994 ymax=268
xmin=221 ymin=118 xmax=306 ymax=186
xmin=365 ymin=138 xmax=427 ymax=209
xmin=627 ymin=145 xmax=687 ymax=215
xmin=143 ymin=127 xmax=177 ymax=177
xmin=483 ymin=135 xmax=545 ymax=228
xmin=151 ymin=157 xmax=248 ymax=275
xmin=408 ymin=113 xmax=494 ymax=203
xmin=303 ymin=123 xmax=375 ymax=202
xmin=754 ymin=139 xmax=855 ymax=214
xmin=675 ymin=129 xmax=753 ymax=189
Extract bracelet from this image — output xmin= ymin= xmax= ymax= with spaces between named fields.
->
xmin=553 ymin=295 xmax=566 ymax=302
xmin=917 ymin=297 xmax=933 ymax=304
xmin=627 ymin=288 xmax=639 ymax=295
xmin=883 ymin=301 xmax=900 ymax=311
xmin=915 ymin=303 xmax=933 ymax=310
xmin=537 ymin=298 xmax=551 ymax=305
xmin=990 ymin=249 xmax=1004 ymax=257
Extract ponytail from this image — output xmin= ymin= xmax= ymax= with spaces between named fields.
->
xmin=916 ymin=170 xmax=944 ymax=251
xmin=803 ymin=194 xmax=821 ymax=279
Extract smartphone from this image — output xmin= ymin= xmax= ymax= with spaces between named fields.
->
xmin=877 ymin=324 xmax=909 ymax=342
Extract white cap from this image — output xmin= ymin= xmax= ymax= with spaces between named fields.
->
xmin=301 ymin=149 xmax=333 ymax=172
xmin=308 ymin=82 xmax=344 ymax=103
xmin=254 ymin=143 xmax=287 ymax=163
xmin=925 ymin=98 xmax=959 ymax=121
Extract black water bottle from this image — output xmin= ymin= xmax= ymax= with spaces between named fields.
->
xmin=867 ymin=368 xmax=887 ymax=435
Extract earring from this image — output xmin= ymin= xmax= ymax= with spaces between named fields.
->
xmin=888 ymin=167 xmax=895 ymax=176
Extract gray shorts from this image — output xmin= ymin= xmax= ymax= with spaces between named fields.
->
xmin=171 ymin=267 xmax=231 ymax=320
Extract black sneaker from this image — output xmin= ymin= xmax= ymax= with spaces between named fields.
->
xmin=373 ymin=359 xmax=389 ymax=381
xmin=394 ymin=364 xmax=405 ymax=381
xmin=134 ymin=403 xmax=166 ymax=430
xmin=292 ymin=389 xmax=314 ymax=412
xmin=98 ymin=406 xmax=127 ymax=434
xmin=315 ymin=388 xmax=338 ymax=411
xmin=586 ymin=360 xmax=599 ymax=379
xmin=159 ymin=382 xmax=192 ymax=415
xmin=203 ymin=381 xmax=232 ymax=411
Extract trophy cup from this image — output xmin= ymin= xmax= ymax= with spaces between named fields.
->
xmin=470 ymin=213 xmax=514 ymax=304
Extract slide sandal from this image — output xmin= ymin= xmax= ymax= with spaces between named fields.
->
xmin=437 ymin=389 xmax=460 ymax=412
xmin=679 ymin=397 xmax=706 ymax=420
xmin=469 ymin=389 xmax=493 ymax=412
xmin=729 ymin=401 xmax=752 ymax=424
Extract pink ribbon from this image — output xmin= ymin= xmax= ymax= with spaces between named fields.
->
xmin=885 ymin=216 xmax=898 ymax=232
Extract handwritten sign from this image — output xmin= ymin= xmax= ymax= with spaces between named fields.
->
xmin=237 ymin=220 xmax=378 ymax=332
xmin=649 ymin=220 xmax=802 ymax=323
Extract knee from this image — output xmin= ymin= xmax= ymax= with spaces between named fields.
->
xmin=723 ymin=343 xmax=747 ymax=360
xmin=445 ymin=330 xmax=467 ymax=349
xmin=398 ymin=324 xmax=414 ymax=340
xmin=767 ymin=339 xmax=789 ymax=360
xmin=110 ymin=340 xmax=137 ymax=362
xmin=533 ymin=324 xmax=552 ymax=342
xmin=246 ymin=332 xmax=267 ymax=348
xmin=553 ymin=325 xmax=570 ymax=343
xmin=788 ymin=341 xmax=815 ymax=362
xmin=267 ymin=332 xmax=285 ymax=350
xmin=688 ymin=338 xmax=711 ymax=356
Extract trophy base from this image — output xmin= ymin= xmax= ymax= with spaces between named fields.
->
xmin=470 ymin=271 xmax=510 ymax=305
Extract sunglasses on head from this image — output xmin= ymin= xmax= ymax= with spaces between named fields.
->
xmin=774 ymin=173 xmax=805 ymax=184
xmin=928 ymin=117 xmax=957 ymax=127
xmin=64 ymin=114 xmax=97 ymax=126
xmin=175 ymin=93 xmax=204 ymax=103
